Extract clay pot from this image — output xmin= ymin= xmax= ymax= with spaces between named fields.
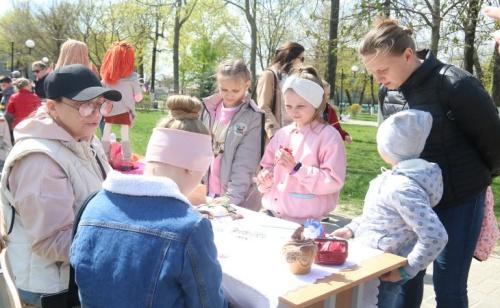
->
xmin=282 ymin=240 xmax=318 ymax=275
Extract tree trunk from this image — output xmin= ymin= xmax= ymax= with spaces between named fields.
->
xmin=430 ymin=0 xmax=441 ymax=56
xmin=491 ymin=43 xmax=500 ymax=107
xmin=173 ymin=5 xmax=181 ymax=94
xmin=139 ymin=55 xmax=144 ymax=81
xmin=473 ymin=49 xmax=484 ymax=83
xmin=383 ymin=0 xmax=390 ymax=17
xmin=245 ymin=0 xmax=257 ymax=92
xmin=326 ymin=0 xmax=340 ymax=101
xmin=464 ymin=0 xmax=481 ymax=74
xmin=151 ymin=16 xmax=159 ymax=93
xmin=359 ymin=74 xmax=368 ymax=105
xmin=345 ymin=89 xmax=353 ymax=105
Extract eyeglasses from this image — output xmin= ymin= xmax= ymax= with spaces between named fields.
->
xmin=61 ymin=97 xmax=113 ymax=117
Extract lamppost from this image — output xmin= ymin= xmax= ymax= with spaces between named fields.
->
xmin=339 ymin=68 xmax=344 ymax=116
xmin=10 ymin=41 xmax=14 ymax=72
xmin=351 ymin=65 xmax=360 ymax=109
xmin=25 ymin=39 xmax=35 ymax=54
xmin=24 ymin=39 xmax=35 ymax=78
xmin=351 ymin=65 xmax=359 ymax=77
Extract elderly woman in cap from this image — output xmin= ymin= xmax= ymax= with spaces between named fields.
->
xmin=70 ymin=95 xmax=227 ymax=308
xmin=0 ymin=64 xmax=121 ymax=307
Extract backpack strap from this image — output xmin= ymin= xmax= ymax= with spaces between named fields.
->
xmin=260 ymin=112 xmax=265 ymax=158
xmin=438 ymin=64 xmax=454 ymax=120
xmin=266 ymin=69 xmax=279 ymax=114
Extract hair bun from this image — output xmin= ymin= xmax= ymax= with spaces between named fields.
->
xmin=166 ymin=95 xmax=202 ymax=120
xmin=403 ymin=27 xmax=413 ymax=35
xmin=375 ymin=18 xmax=399 ymax=29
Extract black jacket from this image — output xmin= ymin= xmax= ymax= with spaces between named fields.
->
xmin=379 ymin=50 xmax=500 ymax=208
xmin=34 ymin=74 xmax=47 ymax=99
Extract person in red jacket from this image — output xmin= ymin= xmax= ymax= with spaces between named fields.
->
xmin=6 ymin=78 xmax=41 ymax=130
xmin=322 ymin=81 xmax=352 ymax=143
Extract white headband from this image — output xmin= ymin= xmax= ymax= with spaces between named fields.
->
xmin=282 ymin=76 xmax=324 ymax=108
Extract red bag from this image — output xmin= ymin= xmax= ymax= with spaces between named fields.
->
xmin=109 ymin=141 xmax=123 ymax=169
xmin=314 ymin=238 xmax=348 ymax=265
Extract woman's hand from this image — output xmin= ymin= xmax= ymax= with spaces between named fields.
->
xmin=276 ymin=148 xmax=296 ymax=172
xmin=331 ymin=227 xmax=353 ymax=239
xmin=345 ymin=135 xmax=353 ymax=144
xmin=380 ymin=269 xmax=402 ymax=282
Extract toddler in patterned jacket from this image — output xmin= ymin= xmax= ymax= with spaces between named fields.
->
xmin=332 ymin=109 xmax=448 ymax=308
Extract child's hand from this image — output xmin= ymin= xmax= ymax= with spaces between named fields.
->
xmin=255 ymin=169 xmax=274 ymax=192
xmin=380 ymin=269 xmax=402 ymax=282
xmin=331 ymin=227 xmax=353 ymax=239
xmin=276 ymin=148 xmax=296 ymax=172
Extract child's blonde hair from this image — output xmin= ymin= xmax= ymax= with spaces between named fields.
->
xmin=55 ymin=39 xmax=91 ymax=69
xmin=157 ymin=95 xmax=209 ymax=135
xmin=13 ymin=78 xmax=31 ymax=90
xmin=216 ymin=59 xmax=251 ymax=83
xmin=289 ymin=66 xmax=327 ymax=122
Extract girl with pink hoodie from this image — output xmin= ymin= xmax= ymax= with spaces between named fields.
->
xmin=255 ymin=66 xmax=347 ymax=223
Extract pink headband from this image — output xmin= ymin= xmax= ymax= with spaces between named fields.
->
xmin=145 ymin=128 xmax=213 ymax=172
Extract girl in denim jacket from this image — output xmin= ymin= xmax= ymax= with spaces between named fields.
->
xmin=71 ymin=95 xmax=227 ymax=308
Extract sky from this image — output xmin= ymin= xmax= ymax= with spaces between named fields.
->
xmin=0 ymin=0 xmax=65 ymax=16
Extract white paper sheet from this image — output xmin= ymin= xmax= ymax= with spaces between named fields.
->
xmin=212 ymin=207 xmax=384 ymax=308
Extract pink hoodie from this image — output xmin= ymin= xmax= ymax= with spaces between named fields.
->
xmin=260 ymin=120 xmax=346 ymax=223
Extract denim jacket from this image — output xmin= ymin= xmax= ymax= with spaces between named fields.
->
xmin=70 ymin=171 xmax=227 ymax=308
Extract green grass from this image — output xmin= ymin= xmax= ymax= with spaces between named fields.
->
xmin=98 ymin=110 xmax=168 ymax=155
xmin=337 ymin=124 xmax=388 ymax=216
xmin=338 ymin=123 xmax=500 ymax=219
xmin=350 ymin=113 xmax=378 ymax=122
xmin=126 ymin=111 xmax=500 ymax=220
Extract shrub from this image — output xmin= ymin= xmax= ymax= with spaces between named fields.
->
xmin=350 ymin=103 xmax=361 ymax=116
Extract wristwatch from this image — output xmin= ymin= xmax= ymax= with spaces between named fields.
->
xmin=290 ymin=162 xmax=302 ymax=175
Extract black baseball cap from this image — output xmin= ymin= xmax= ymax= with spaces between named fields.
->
xmin=45 ymin=64 xmax=122 ymax=102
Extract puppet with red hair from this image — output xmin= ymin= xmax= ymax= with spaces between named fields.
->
xmin=100 ymin=41 xmax=143 ymax=169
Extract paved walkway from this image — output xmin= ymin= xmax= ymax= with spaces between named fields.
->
xmin=323 ymin=212 xmax=500 ymax=308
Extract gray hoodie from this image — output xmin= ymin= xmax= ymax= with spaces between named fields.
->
xmin=346 ymin=158 xmax=448 ymax=277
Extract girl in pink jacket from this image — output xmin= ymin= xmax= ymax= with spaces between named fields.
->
xmin=256 ymin=66 xmax=346 ymax=223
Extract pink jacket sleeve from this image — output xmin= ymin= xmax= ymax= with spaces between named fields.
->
xmin=9 ymin=153 xmax=75 ymax=262
xmin=290 ymin=131 xmax=346 ymax=195
xmin=260 ymin=132 xmax=279 ymax=171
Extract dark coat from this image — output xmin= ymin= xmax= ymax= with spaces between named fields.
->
xmin=379 ymin=50 xmax=500 ymax=208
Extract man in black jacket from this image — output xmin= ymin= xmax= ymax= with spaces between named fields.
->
xmin=360 ymin=19 xmax=500 ymax=308
xmin=31 ymin=61 xmax=50 ymax=99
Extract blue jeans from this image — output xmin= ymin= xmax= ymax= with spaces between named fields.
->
xmin=378 ymin=280 xmax=403 ymax=308
xmin=395 ymin=189 xmax=486 ymax=308
xmin=18 ymin=289 xmax=43 ymax=307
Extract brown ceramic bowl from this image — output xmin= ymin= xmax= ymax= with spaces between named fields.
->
xmin=282 ymin=240 xmax=318 ymax=275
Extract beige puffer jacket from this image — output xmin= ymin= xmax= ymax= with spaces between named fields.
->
xmin=0 ymin=106 xmax=109 ymax=294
